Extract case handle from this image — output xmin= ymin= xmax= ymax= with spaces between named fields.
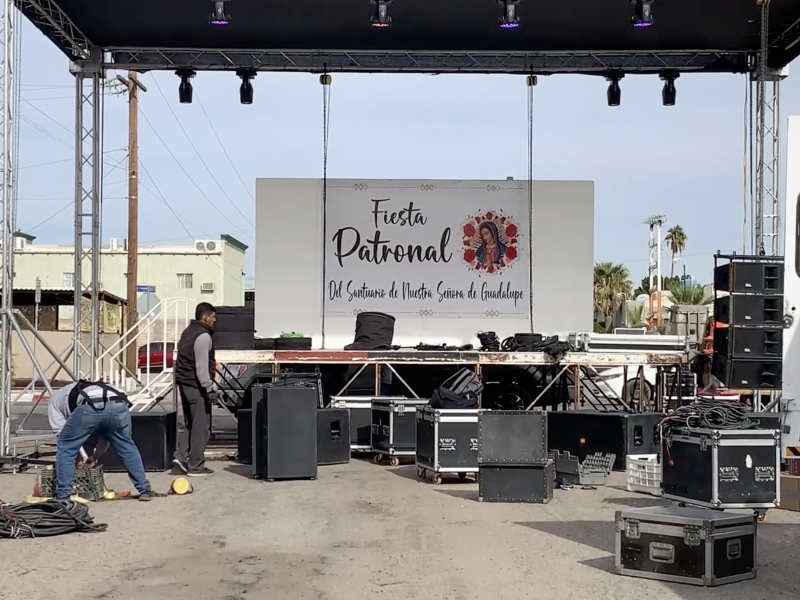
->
xmin=649 ymin=542 xmax=675 ymax=564
xmin=727 ymin=539 xmax=742 ymax=560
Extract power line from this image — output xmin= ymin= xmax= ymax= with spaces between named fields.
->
xmin=193 ymin=89 xmax=255 ymax=201
xmin=149 ymin=75 xmax=253 ymax=222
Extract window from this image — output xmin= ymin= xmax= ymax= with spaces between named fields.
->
xmin=177 ymin=273 xmax=194 ymax=289
xmin=62 ymin=272 xmax=75 ymax=288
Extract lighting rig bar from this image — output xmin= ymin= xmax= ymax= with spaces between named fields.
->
xmin=768 ymin=16 xmax=800 ymax=68
xmin=107 ymin=49 xmax=750 ymax=74
xmin=16 ymin=0 xmax=92 ymax=60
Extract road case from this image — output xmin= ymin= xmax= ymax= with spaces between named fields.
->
xmin=615 ymin=506 xmax=757 ymax=587
xmin=662 ymin=427 xmax=780 ymax=510
xmin=415 ymin=407 xmax=479 ymax=484
xmin=477 ymin=409 xmax=548 ymax=465
xmin=478 ymin=460 xmax=555 ymax=503
xmin=371 ymin=398 xmax=429 ymax=466
xmin=331 ymin=396 xmax=406 ymax=451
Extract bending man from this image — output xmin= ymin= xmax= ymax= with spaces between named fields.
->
xmin=173 ymin=302 xmax=216 ymax=477
xmin=49 ymin=380 xmax=152 ymax=501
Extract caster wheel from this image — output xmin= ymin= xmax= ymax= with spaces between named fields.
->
xmin=756 ymin=511 xmax=768 ymax=523
xmin=373 ymin=454 xmax=384 ymax=464
xmin=432 ymin=474 xmax=443 ymax=485
xmin=458 ymin=472 xmax=468 ymax=481
xmin=389 ymin=457 xmax=400 ymax=467
xmin=310 ymin=477 xmax=318 ymax=481
xmin=678 ymin=502 xmax=686 ymax=508
xmin=266 ymin=479 xmax=275 ymax=483
xmin=478 ymin=496 xmax=484 ymax=502
xmin=416 ymin=468 xmax=426 ymax=480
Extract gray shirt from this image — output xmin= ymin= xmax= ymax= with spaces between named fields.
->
xmin=194 ymin=332 xmax=214 ymax=388
xmin=48 ymin=382 xmax=124 ymax=458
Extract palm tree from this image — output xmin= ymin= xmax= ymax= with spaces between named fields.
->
xmin=666 ymin=281 xmax=712 ymax=305
xmin=593 ymin=262 xmax=633 ymax=331
xmin=665 ymin=225 xmax=688 ymax=278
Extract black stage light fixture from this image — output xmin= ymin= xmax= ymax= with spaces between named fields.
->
xmin=210 ymin=0 xmax=231 ymax=25
xmin=631 ymin=0 xmax=654 ymax=28
xmin=236 ymin=69 xmax=256 ymax=104
xmin=370 ymin=0 xmax=393 ymax=28
xmin=498 ymin=0 xmax=521 ymax=29
xmin=606 ymin=73 xmax=623 ymax=107
xmin=176 ymin=69 xmax=196 ymax=104
xmin=660 ymin=71 xmax=678 ymax=106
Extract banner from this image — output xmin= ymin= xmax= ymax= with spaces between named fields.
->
xmin=323 ymin=181 xmax=530 ymax=318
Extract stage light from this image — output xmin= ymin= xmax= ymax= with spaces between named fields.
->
xmin=210 ymin=0 xmax=230 ymax=26
xmin=236 ymin=69 xmax=256 ymax=104
xmin=370 ymin=0 xmax=393 ymax=28
xmin=631 ymin=0 xmax=654 ymax=28
xmin=498 ymin=0 xmax=521 ymax=29
xmin=606 ymin=74 xmax=623 ymax=107
xmin=176 ymin=69 xmax=196 ymax=104
xmin=660 ymin=72 xmax=678 ymax=106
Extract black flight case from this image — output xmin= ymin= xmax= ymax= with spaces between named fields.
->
xmin=415 ymin=407 xmax=479 ymax=484
xmin=371 ymin=398 xmax=429 ymax=466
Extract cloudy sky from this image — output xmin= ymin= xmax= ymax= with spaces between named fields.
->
xmin=13 ymin=17 xmax=800 ymax=288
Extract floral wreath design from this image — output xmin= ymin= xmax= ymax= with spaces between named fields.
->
xmin=461 ymin=210 xmax=520 ymax=275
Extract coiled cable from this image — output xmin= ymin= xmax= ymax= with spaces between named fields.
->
xmin=0 ymin=500 xmax=108 ymax=539
xmin=477 ymin=331 xmax=501 ymax=352
xmin=661 ymin=398 xmax=758 ymax=434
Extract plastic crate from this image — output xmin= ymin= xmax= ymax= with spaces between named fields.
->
xmin=38 ymin=465 xmax=106 ymax=501
xmin=626 ymin=454 xmax=662 ymax=497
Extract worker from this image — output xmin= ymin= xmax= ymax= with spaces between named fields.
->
xmin=172 ymin=302 xmax=216 ymax=477
xmin=48 ymin=380 xmax=152 ymax=501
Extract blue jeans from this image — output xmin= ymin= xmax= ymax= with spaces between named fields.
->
xmin=56 ymin=401 xmax=151 ymax=499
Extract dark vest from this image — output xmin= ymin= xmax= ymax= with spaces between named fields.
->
xmin=175 ymin=320 xmax=216 ymax=388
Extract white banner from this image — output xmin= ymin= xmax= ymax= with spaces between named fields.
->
xmin=324 ymin=181 xmax=530 ymax=318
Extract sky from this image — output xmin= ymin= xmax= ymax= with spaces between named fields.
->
xmin=13 ymin=17 xmax=800 ymax=289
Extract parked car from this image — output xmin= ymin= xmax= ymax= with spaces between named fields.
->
xmin=138 ymin=342 xmax=175 ymax=371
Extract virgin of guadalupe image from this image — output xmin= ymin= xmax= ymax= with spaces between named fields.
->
xmin=475 ymin=221 xmax=506 ymax=269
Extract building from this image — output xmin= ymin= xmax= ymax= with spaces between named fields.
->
xmin=12 ymin=233 xmax=248 ymax=318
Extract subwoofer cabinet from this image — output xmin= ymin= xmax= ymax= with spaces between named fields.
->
xmin=547 ymin=410 xmax=663 ymax=471
xmin=237 ymin=409 xmax=252 ymax=464
xmin=415 ymin=407 xmax=479 ymax=483
xmin=100 ymin=411 xmax=177 ymax=472
xmin=711 ymin=353 xmax=782 ymax=390
xmin=371 ymin=398 xmax=429 ymax=466
xmin=478 ymin=460 xmax=555 ymax=503
xmin=662 ymin=427 xmax=780 ymax=510
xmin=251 ymin=384 xmax=318 ymax=481
xmin=331 ymin=396 xmax=407 ymax=451
xmin=317 ymin=408 xmax=350 ymax=465
xmin=615 ymin=506 xmax=757 ymax=587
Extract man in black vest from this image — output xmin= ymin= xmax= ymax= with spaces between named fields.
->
xmin=173 ymin=302 xmax=216 ymax=476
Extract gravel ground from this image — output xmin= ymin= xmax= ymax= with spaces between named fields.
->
xmin=1 ymin=460 xmax=799 ymax=600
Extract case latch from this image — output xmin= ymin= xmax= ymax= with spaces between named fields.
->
xmin=396 ymin=405 xmax=406 ymax=415
xmin=683 ymin=526 xmax=702 ymax=546
xmin=624 ymin=520 xmax=640 ymax=540
xmin=699 ymin=437 xmax=708 ymax=452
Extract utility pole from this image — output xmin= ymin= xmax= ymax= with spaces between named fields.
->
xmin=117 ymin=72 xmax=147 ymax=372
xmin=645 ymin=215 xmax=666 ymax=329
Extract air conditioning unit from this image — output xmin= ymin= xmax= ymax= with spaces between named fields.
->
xmin=201 ymin=282 xmax=215 ymax=292
xmin=195 ymin=240 xmax=218 ymax=252
xmin=109 ymin=238 xmax=119 ymax=251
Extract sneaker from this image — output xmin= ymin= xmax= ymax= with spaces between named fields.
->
xmin=172 ymin=458 xmax=188 ymax=474
xmin=138 ymin=491 xmax=153 ymax=502
xmin=187 ymin=467 xmax=214 ymax=477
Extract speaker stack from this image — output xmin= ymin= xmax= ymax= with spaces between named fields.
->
xmin=712 ymin=255 xmax=784 ymax=389
xmin=213 ymin=306 xmax=255 ymax=349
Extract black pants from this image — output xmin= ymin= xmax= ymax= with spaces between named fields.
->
xmin=175 ymin=385 xmax=211 ymax=471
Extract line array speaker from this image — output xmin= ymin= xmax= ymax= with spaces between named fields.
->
xmin=714 ymin=261 xmax=783 ymax=294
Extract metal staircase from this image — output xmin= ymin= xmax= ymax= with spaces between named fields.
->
xmin=96 ymin=298 xmax=190 ymax=410
xmin=565 ymin=367 xmax=630 ymax=411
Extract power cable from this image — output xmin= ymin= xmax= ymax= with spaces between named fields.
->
xmin=149 ymin=75 xmax=252 ymax=223
xmin=137 ymin=108 xmax=254 ymax=240
xmin=0 ymin=500 xmax=108 ymax=538
xmin=193 ymin=90 xmax=255 ymax=201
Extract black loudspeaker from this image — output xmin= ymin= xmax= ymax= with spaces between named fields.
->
xmin=214 ymin=331 xmax=255 ymax=350
xmin=214 ymin=306 xmax=255 ymax=333
xmin=713 ymin=295 xmax=782 ymax=327
xmin=251 ymin=384 xmax=318 ymax=481
xmin=317 ymin=408 xmax=351 ymax=465
xmin=547 ymin=410 xmax=663 ymax=471
xmin=100 ymin=411 xmax=177 ymax=472
xmin=353 ymin=312 xmax=395 ymax=348
xmin=713 ymin=326 xmax=782 ymax=359
xmin=274 ymin=337 xmax=312 ymax=350
xmin=237 ymin=409 xmax=252 ymax=464
xmin=714 ymin=261 xmax=784 ymax=294
xmin=711 ymin=354 xmax=782 ymax=389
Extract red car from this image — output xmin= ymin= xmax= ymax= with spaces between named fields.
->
xmin=138 ymin=342 xmax=175 ymax=371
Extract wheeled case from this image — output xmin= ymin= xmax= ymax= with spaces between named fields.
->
xmin=415 ymin=407 xmax=479 ymax=484
xmin=371 ymin=398 xmax=429 ymax=466
xmin=662 ymin=427 xmax=780 ymax=510
xmin=331 ymin=396 xmax=406 ymax=451
xmin=615 ymin=506 xmax=757 ymax=587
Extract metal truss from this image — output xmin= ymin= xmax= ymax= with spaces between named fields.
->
xmin=754 ymin=78 xmax=782 ymax=256
xmin=15 ymin=0 xmax=91 ymax=60
xmin=107 ymin=48 xmax=751 ymax=74
xmin=0 ymin=0 xmax=16 ymax=454
xmin=70 ymin=52 xmax=102 ymax=379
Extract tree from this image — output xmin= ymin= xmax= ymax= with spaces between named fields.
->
xmin=634 ymin=275 xmax=681 ymax=297
xmin=666 ymin=280 xmax=712 ymax=305
xmin=593 ymin=262 xmax=633 ymax=331
xmin=626 ymin=304 xmax=648 ymax=327
xmin=665 ymin=225 xmax=688 ymax=278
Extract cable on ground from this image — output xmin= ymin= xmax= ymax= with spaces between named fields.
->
xmin=0 ymin=499 xmax=108 ymax=539
xmin=661 ymin=398 xmax=758 ymax=433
